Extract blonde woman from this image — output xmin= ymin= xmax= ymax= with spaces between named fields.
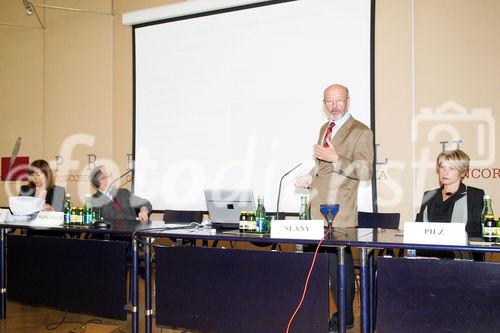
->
xmin=416 ymin=150 xmax=484 ymax=259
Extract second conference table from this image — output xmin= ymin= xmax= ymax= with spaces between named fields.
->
xmin=135 ymin=222 xmax=500 ymax=333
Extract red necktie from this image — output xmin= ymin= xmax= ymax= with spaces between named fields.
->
xmin=112 ymin=196 xmax=124 ymax=213
xmin=323 ymin=122 xmax=335 ymax=147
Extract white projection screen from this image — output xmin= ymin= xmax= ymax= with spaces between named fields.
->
xmin=129 ymin=0 xmax=376 ymax=214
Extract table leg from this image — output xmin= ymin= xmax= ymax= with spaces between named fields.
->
xmin=360 ymin=248 xmax=372 ymax=333
xmin=131 ymin=238 xmax=139 ymax=333
xmin=337 ymin=246 xmax=346 ymax=333
xmin=369 ymin=250 xmax=376 ymax=332
xmin=0 ymin=230 xmax=6 ymax=319
xmin=145 ymin=237 xmax=153 ymax=333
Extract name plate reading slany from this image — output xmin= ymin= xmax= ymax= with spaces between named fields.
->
xmin=270 ymin=220 xmax=324 ymax=240
xmin=403 ymin=221 xmax=467 ymax=246
xmin=34 ymin=211 xmax=64 ymax=226
xmin=0 ymin=209 xmax=8 ymax=223
xmin=357 ymin=228 xmax=375 ymax=242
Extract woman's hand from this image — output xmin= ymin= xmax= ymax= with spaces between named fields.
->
xmin=43 ymin=203 xmax=54 ymax=211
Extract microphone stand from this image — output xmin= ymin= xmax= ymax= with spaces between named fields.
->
xmin=276 ymin=163 xmax=302 ymax=220
xmin=105 ymin=169 xmax=133 ymax=196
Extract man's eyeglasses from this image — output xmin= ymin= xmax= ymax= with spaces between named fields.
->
xmin=99 ymin=173 xmax=112 ymax=181
xmin=323 ymin=97 xmax=348 ymax=106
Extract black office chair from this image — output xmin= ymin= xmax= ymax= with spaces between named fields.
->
xmin=163 ymin=210 xmax=204 ymax=246
xmin=358 ymin=211 xmax=400 ymax=256
xmin=358 ymin=211 xmax=400 ymax=229
xmin=163 ymin=209 xmax=204 ymax=224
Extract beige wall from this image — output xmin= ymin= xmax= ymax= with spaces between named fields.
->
xmin=1 ymin=0 xmax=499 ymax=222
xmin=376 ymin=0 xmax=500 ymax=222
xmin=374 ymin=0 xmax=414 ymax=220
xmin=413 ymin=0 xmax=500 ymax=208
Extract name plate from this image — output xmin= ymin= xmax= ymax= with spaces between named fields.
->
xmin=0 ymin=209 xmax=8 ymax=223
xmin=270 ymin=220 xmax=324 ymax=240
xmin=403 ymin=221 xmax=467 ymax=246
xmin=357 ymin=228 xmax=375 ymax=242
xmin=34 ymin=211 xmax=64 ymax=226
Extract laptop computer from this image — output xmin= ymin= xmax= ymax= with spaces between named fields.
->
xmin=204 ymin=189 xmax=255 ymax=229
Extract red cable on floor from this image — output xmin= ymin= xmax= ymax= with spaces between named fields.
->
xmin=285 ymin=226 xmax=333 ymax=333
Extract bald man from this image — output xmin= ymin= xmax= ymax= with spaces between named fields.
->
xmin=296 ymin=84 xmax=374 ymax=332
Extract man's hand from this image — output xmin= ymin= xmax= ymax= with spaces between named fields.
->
xmin=295 ymin=174 xmax=313 ymax=188
xmin=138 ymin=207 xmax=149 ymax=222
xmin=313 ymin=138 xmax=338 ymax=163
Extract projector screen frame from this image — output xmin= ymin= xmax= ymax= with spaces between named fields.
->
xmin=130 ymin=0 xmax=378 ymax=214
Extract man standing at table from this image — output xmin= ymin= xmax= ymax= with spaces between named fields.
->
xmin=296 ymin=83 xmax=374 ymax=332
xmin=90 ymin=165 xmax=152 ymax=221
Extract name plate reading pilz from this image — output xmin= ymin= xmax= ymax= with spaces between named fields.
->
xmin=403 ymin=221 xmax=467 ymax=246
xmin=270 ymin=220 xmax=324 ymax=240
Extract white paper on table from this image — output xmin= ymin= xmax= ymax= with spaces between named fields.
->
xmin=9 ymin=196 xmax=44 ymax=216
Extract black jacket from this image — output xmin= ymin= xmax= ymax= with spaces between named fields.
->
xmin=416 ymin=184 xmax=484 ymax=237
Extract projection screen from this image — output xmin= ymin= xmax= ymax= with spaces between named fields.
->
xmin=127 ymin=0 xmax=376 ymax=213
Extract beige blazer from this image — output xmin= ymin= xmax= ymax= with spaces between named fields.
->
xmin=309 ymin=116 xmax=374 ymax=227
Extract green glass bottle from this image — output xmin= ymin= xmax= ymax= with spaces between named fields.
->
xmin=298 ymin=196 xmax=310 ymax=220
xmin=247 ymin=212 xmax=256 ymax=232
xmin=239 ymin=211 xmax=248 ymax=233
xmin=84 ymin=194 xmax=93 ymax=224
xmin=78 ymin=206 xmax=84 ymax=224
xmin=495 ymin=216 xmax=500 ymax=244
xmin=255 ymin=196 xmax=266 ymax=233
xmin=70 ymin=206 xmax=77 ymax=224
xmin=481 ymin=195 xmax=495 ymax=242
xmin=63 ymin=194 xmax=71 ymax=225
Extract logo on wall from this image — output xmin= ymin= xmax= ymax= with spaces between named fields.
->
xmin=1 ymin=156 xmax=29 ymax=181
xmin=414 ymin=100 xmax=495 ymax=167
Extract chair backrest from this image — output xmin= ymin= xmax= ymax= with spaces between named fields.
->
xmin=163 ymin=210 xmax=204 ymax=223
xmin=358 ymin=211 xmax=400 ymax=229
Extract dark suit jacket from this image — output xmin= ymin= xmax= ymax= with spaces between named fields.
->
xmin=416 ymin=185 xmax=484 ymax=237
xmin=19 ymin=184 xmax=65 ymax=212
xmin=91 ymin=188 xmax=152 ymax=220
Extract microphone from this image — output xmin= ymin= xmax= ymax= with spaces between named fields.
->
xmin=105 ymin=169 xmax=133 ymax=196
xmin=9 ymin=137 xmax=22 ymax=171
xmin=22 ymin=0 xmax=33 ymax=15
xmin=276 ymin=163 xmax=302 ymax=220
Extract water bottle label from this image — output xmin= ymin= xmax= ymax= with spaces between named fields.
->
xmin=484 ymin=227 xmax=496 ymax=237
xmin=256 ymin=218 xmax=265 ymax=232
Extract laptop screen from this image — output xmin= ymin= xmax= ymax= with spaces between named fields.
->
xmin=204 ymin=189 xmax=255 ymax=226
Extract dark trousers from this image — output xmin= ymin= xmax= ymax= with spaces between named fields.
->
xmin=329 ymin=248 xmax=355 ymax=324
xmin=304 ymin=245 xmax=355 ymax=324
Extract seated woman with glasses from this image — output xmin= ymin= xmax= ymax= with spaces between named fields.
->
xmin=415 ymin=149 xmax=485 ymax=259
xmin=19 ymin=159 xmax=65 ymax=212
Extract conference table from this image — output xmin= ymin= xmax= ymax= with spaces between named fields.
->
xmin=135 ymin=224 xmax=500 ymax=333
xmin=1 ymin=218 xmax=499 ymax=333
xmin=0 ymin=217 xmax=153 ymax=333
